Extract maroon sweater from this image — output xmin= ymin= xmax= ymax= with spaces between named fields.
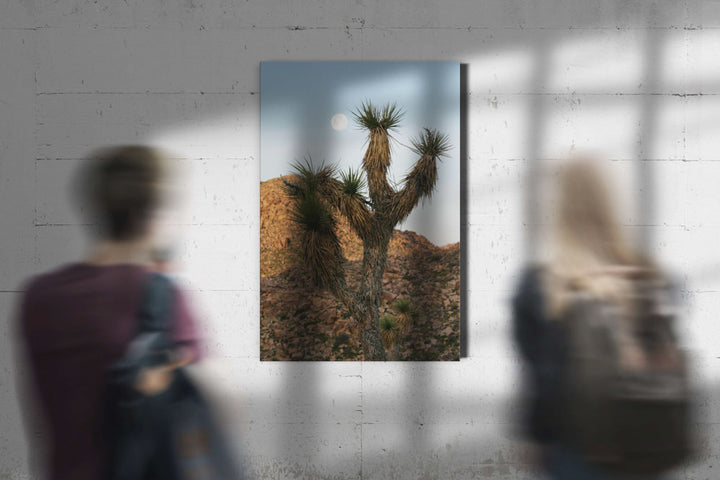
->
xmin=16 ymin=263 xmax=202 ymax=480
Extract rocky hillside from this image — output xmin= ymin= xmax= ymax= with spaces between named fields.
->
xmin=261 ymin=176 xmax=460 ymax=361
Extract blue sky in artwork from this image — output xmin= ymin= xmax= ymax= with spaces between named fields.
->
xmin=261 ymin=61 xmax=460 ymax=246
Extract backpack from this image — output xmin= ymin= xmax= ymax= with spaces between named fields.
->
xmin=561 ymin=273 xmax=692 ymax=476
xmin=106 ymin=273 xmax=244 ymax=480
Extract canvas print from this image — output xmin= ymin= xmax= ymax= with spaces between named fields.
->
xmin=260 ymin=61 xmax=460 ymax=361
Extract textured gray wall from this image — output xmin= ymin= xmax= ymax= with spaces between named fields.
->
xmin=2 ymin=1 xmax=720 ymax=478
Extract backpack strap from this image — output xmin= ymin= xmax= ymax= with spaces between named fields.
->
xmin=112 ymin=273 xmax=175 ymax=376
xmin=137 ymin=272 xmax=175 ymax=335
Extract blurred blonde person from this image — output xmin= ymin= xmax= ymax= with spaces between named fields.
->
xmin=512 ymin=158 xmax=674 ymax=480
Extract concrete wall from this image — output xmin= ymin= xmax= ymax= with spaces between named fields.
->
xmin=2 ymin=0 xmax=720 ymax=478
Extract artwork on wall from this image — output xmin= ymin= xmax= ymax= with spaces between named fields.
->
xmin=260 ymin=61 xmax=460 ymax=361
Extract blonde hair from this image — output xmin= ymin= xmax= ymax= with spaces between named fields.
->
xmin=545 ymin=158 xmax=654 ymax=318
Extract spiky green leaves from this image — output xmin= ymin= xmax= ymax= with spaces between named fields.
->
xmin=284 ymin=158 xmax=344 ymax=289
xmin=393 ymin=298 xmax=412 ymax=314
xmin=337 ymin=168 xmax=377 ymax=240
xmin=410 ymin=128 xmax=451 ymax=158
xmin=380 ymin=314 xmax=398 ymax=349
xmin=285 ymin=158 xmax=337 ymax=198
xmin=298 ymin=228 xmax=344 ymax=290
xmin=340 ymin=168 xmax=366 ymax=199
xmin=339 ymin=197 xmax=377 ymax=244
xmin=392 ymin=298 xmax=413 ymax=334
xmin=353 ymin=102 xmax=404 ymax=132
xmin=284 ymin=158 xmax=339 ymax=234
xmin=290 ymin=192 xmax=334 ymax=233
xmin=380 ymin=315 xmax=397 ymax=330
xmin=389 ymin=128 xmax=451 ymax=224
xmin=390 ymin=152 xmax=438 ymax=224
xmin=355 ymin=103 xmax=398 ymax=207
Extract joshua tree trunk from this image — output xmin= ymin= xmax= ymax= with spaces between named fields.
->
xmin=357 ymin=227 xmax=392 ymax=360
xmin=285 ymin=102 xmax=450 ymax=361
xmin=359 ymin=305 xmax=386 ymax=360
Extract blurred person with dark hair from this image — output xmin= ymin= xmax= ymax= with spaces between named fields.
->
xmin=14 ymin=146 xmax=202 ymax=480
xmin=512 ymin=158 xmax=689 ymax=479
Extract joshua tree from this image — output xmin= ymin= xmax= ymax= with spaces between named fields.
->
xmin=284 ymin=102 xmax=451 ymax=360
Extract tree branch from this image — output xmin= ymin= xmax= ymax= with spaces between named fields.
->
xmin=389 ymin=153 xmax=438 ymax=225
xmin=363 ymin=130 xmax=395 ymax=211
xmin=388 ymin=128 xmax=450 ymax=225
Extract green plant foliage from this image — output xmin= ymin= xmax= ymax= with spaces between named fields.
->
xmin=393 ymin=298 xmax=413 ymax=334
xmin=285 ymin=157 xmax=337 ymax=197
xmin=300 ymin=228 xmax=343 ymax=288
xmin=380 ymin=314 xmax=399 ymax=349
xmin=380 ymin=315 xmax=397 ymax=331
xmin=352 ymin=101 xmax=404 ymax=132
xmin=392 ymin=298 xmax=412 ymax=314
xmin=290 ymin=191 xmax=334 ymax=233
xmin=340 ymin=167 xmax=367 ymax=198
xmin=410 ymin=128 xmax=451 ymax=158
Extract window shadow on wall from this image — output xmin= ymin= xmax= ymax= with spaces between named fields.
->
xmin=137 ymin=2 xmax=720 ymax=476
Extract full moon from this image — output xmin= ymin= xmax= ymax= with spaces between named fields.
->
xmin=331 ymin=113 xmax=348 ymax=131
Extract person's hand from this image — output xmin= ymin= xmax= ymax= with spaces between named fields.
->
xmin=134 ymin=365 xmax=175 ymax=395
xmin=134 ymin=349 xmax=192 ymax=395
